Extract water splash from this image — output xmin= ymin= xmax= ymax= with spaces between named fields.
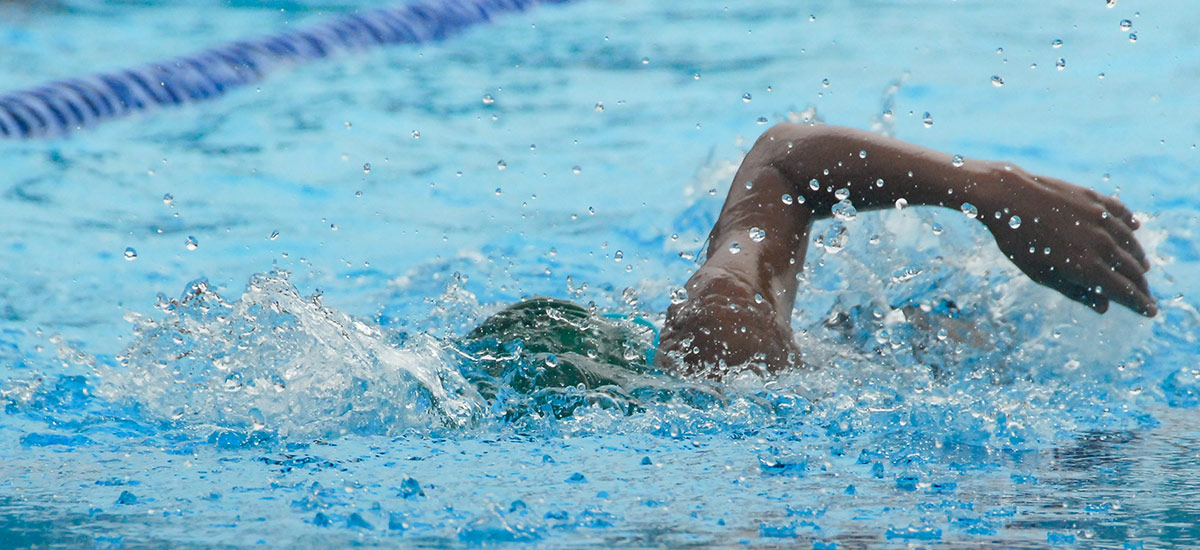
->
xmin=98 ymin=271 xmax=483 ymax=439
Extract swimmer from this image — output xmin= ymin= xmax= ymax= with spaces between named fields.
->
xmin=467 ymin=123 xmax=1156 ymax=384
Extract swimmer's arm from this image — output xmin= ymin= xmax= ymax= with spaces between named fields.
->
xmin=658 ymin=123 xmax=1155 ymax=377
xmin=747 ymin=123 xmax=1155 ymax=316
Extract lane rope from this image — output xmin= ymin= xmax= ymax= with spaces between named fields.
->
xmin=0 ymin=0 xmax=569 ymax=139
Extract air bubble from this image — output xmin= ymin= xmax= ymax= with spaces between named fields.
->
xmin=124 ymin=247 xmax=138 ymax=261
xmin=1009 ymin=215 xmax=1022 ymax=229
xmin=960 ymin=202 xmax=978 ymax=219
xmin=749 ymin=227 xmax=766 ymax=242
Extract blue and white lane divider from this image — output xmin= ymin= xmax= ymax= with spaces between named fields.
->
xmin=0 ymin=0 xmax=570 ymax=139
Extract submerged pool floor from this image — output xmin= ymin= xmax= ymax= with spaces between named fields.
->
xmin=2 ymin=0 xmax=1200 ymax=548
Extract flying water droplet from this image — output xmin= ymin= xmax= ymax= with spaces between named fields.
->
xmin=781 ymin=194 xmax=794 ymax=205
xmin=834 ymin=188 xmax=850 ymax=200
xmin=749 ymin=227 xmax=766 ymax=242
xmin=124 ymin=247 xmax=137 ymax=261
xmin=728 ymin=242 xmax=742 ymax=254
xmin=809 ymin=179 xmax=820 ymax=191
xmin=1051 ymin=39 xmax=1063 ymax=48
xmin=960 ymin=202 xmax=978 ymax=219
xmin=742 ymin=93 xmax=753 ymax=103
xmin=756 ymin=116 xmax=768 ymax=125
xmin=745 ymin=181 xmax=754 ymax=190
xmin=931 ymin=223 xmax=944 ymax=236
xmin=162 ymin=193 xmax=174 ymax=206
xmin=817 ymin=224 xmax=848 ymax=253
xmin=594 ymin=102 xmax=604 ymax=112
xmin=1120 ymin=19 xmax=1132 ymax=31
xmin=991 ymin=75 xmax=1005 ymax=87
xmin=1128 ymin=32 xmax=1137 ymax=43
xmin=185 ymin=236 xmax=199 ymax=251
xmin=859 ymin=150 xmax=867 ymax=159
xmin=269 ymin=231 xmax=280 ymax=240
xmin=1056 ymin=58 xmax=1067 ymax=70
xmin=545 ymin=354 xmax=559 ymax=367
xmin=572 ymin=166 xmax=582 ymax=175
xmin=875 ymin=178 xmax=885 ymax=188
xmin=497 ymin=160 xmax=507 ymax=170
xmin=412 ymin=130 xmax=420 ymax=139
xmin=832 ymin=199 xmax=857 ymax=221
xmin=670 ymin=288 xmax=689 ymax=305
xmin=951 ymin=155 xmax=965 ymax=167
xmin=363 ymin=163 xmax=371 ymax=174
xmin=482 ymin=94 xmax=495 ymax=105
xmin=922 ymin=112 xmax=933 ymax=128
xmin=895 ymin=198 xmax=908 ymax=210
xmin=1009 ymin=215 xmax=1022 ymax=229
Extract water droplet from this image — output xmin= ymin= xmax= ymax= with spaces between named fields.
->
xmin=641 ymin=57 xmax=650 ymax=65
xmin=728 ymin=242 xmax=742 ymax=254
xmin=749 ymin=227 xmax=766 ymax=242
xmin=670 ymin=288 xmax=689 ymax=305
xmin=162 ymin=193 xmax=174 ymax=206
xmin=481 ymin=94 xmax=495 ymax=105
xmin=545 ymin=354 xmax=558 ymax=367
xmin=817 ymin=224 xmax=847 ymax=253
xmin=614 ymin=250 xmax=624 ymax=262
xmin=1128 ymin=32 xmax=1137 ymax=43
xmin=756 ymin=116 xmax=768 ymax=125
xmin=931 ymin=223 xmax=944 ymax=236
xmin=344 ymin=121 xmax=352 ymax=129
xmin=834 ymin=188 xmax=850 ymax=200
xmin=123 ymin=247 xmax=138 ymax=261
xmin=960 ymin=202 xmax=978 ymax=219
xmin=832 ymin=199 xmax=857 ymax=221
xmin=1051 ymin=39 xmax=1063 ymax=48
xmin=895 ymin=198 xmax=908 ymax=210
xmin=809 ymin=179 xmax=820 ymax=191
xmin=594 ymin=102 xmax=604 ymax=112
xmin=250 ymin=408 xmax=266 ymax=431
xmin=693 ymin=73 xmax=701 ymax=80
xmin=1009 ymin=215 xmax=1022 ymax=229
xmin=859 ymin=150 xmax=868 ymax=159
xmin=572 ymin=166 xmax=582 ymax=175
xmin=821 ymin=78 xmax=830 ymax=88
xmin=412 ymin=130 xmax=420 ymax=139
xmin=362 ymin=163 xmax=371 ymax=174
xmin=745 ymin=181 xmax=754 ymax=190
xmin=991 ymin=75 xmax=1005 ymax=87
xmin=185 ymin=236 xmax=199 ymax=251
xmin=796 ymin=195 xmax=806 ymax=204
xmin=875 ymin=178 xmax=885 ymax=188
xmin=936 ymin=328 xmax=948 ymax=341
xmin=1120 ymin=19 xmax=1132 ymax=31
xmin=951 ymin=155 xmax=965 ymax=167
xmin=1056 ymin=58 xmax=1067 ymax=70
xmin=494 ymin=188 xmax=503 ymax=196
xmin=1043 ymin=247 xmax=1052 ymax=255
xmin=781 ymin=194 xmax=794 ymax=205
xmin=742 ymin=93 xmax=752 ymax=103
xmin=497 ymin=160 xmax=507 ymax=170
xmin=1094 ymin=285 xmax=1103 ymax=294
xmin=922 ymin=112 xmax=933 ymax=127
xmin=269 ymin=230 xmax=280 ymax=240
xmin=890 ymin=265 xmax=923 ymax=283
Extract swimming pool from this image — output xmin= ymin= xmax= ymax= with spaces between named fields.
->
xmin=2 ymin=0 xmax=1199 ymax=547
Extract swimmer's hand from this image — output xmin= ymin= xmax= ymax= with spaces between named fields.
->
xmin=977 ymin=163 xmax=1156 ymax=316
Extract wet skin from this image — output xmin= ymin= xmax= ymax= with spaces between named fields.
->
xmin=657 ymin=123 xmax=1156 ymax=378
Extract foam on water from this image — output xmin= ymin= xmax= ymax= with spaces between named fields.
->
xmin=97 ymin=271 xmax=483 ymax=439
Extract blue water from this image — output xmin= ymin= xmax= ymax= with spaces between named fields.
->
xmin=3 ymin=0 xmax=1200 ymax=548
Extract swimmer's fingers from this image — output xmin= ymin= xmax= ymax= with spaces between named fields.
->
xmin=1107 ymin=245 xmax=1152 ymax=303
xmin=1050 ymin=277 xmax=1110 ymax=314
xmin=1105 ymin=216 xmax=1151 ymax=270
xmin=1090 ymin=259 xmax=1157 ymax=317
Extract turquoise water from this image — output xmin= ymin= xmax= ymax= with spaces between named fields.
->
xmin=3 ymin=0 xmax=1200 ymax=547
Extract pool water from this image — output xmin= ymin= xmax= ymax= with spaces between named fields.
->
xmin=3 ymin=0 xmax=1200 ymax=547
